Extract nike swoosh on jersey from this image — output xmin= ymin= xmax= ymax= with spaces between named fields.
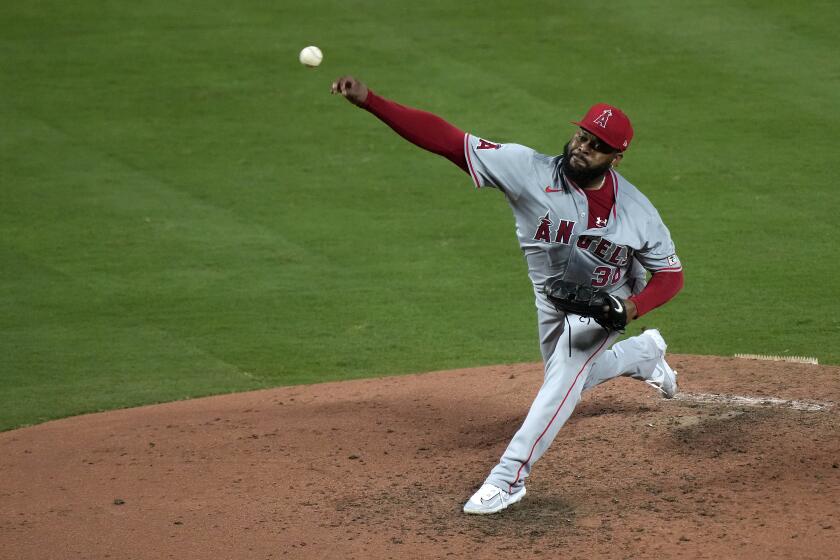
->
xmin=544 ymin=185 xmax=562 ymax=193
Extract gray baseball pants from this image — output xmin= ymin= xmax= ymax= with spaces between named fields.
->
xmin=485 ymin=293 xmax=663 ymax=492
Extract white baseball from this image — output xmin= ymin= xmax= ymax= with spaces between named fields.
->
xmin=299 ymin=45 xmax=323 ymax=67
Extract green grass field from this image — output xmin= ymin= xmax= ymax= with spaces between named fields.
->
xmin=2 ymin=1 xmax=838 ymax=430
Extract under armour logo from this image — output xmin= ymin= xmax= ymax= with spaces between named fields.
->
xmin=595 ymin=217 xmax=608 ymax=227
xmin=593 ymin=109 xmax=612 ymax=128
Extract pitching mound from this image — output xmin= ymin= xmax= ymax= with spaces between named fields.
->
xmin=2 ymin=354 xmax=838 ymax=559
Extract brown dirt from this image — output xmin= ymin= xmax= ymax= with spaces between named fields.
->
xmin=1 ymin=354 xmax=839 ymax=560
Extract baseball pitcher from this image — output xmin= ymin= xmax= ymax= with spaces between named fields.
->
xmin=331 ymin=76 xmax=684 ymax=515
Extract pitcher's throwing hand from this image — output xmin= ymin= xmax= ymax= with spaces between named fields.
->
xmin=330 ymin=76 xmax=368 ymax=106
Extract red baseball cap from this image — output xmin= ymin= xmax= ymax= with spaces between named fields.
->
xmin=572 ymin=103 xmax=634 ymax=152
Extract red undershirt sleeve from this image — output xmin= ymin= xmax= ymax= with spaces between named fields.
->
xmin=361 ymin=91 xmax=469 ymax=173
xmin=628 ymin=269 xmax=684 ymax=318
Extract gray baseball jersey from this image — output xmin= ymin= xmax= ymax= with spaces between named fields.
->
xmin=463 ymin=135 xmax=682 ymax=295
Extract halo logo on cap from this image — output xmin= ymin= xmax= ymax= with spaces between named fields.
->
xmin=593 ymin=109 xmax=612 ymax=128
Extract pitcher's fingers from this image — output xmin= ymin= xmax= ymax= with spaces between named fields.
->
xmin=330 ymin=77 xmax=347 ymax=94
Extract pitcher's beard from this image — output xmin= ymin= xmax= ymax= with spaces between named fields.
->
xmin=561 ymin=142 xmax=612 ymax=186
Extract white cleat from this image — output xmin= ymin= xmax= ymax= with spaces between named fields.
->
xmin=641 ymin=329 xmax=679 ymax=399
xmin=463 ymin=483 xmax=526 ymax=515
xmin=649 ymin=356 xmax=678 ymax=399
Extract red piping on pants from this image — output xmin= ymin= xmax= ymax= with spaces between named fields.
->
xmin=510 ymin=333 xmax=610 ymax=492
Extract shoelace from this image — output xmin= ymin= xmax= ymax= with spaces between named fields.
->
xmin=564 ymin=314 xmax=572 ymax=357
xmin=564 ymin=315 xmax=607 ymax=358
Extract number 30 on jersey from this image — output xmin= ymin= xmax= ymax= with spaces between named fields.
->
xmin=592 ymin=266 xmax=622 ymax=287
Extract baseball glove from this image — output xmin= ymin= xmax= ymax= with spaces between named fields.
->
xmin=543 ymin=276 xmax=629 ymax=331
